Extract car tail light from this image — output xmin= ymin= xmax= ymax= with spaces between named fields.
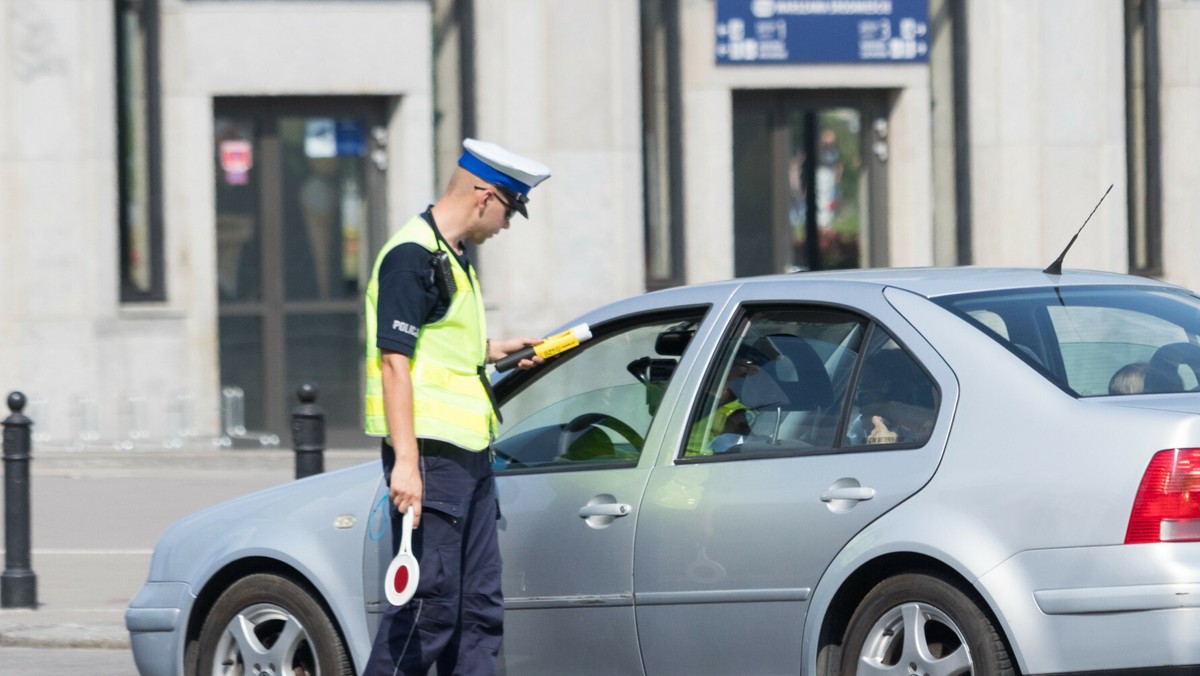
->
xmin=1126 ymin=449 xmax=1200 ymax=544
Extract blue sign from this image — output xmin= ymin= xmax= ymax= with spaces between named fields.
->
xmin=335 ymin=120 xmax=367 ymax=157
xmin=716 ymin=0 xmax=929 ymax=65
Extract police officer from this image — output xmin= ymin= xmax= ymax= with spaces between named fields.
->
xmin=363 ymin=139 xmax=550 ymax=675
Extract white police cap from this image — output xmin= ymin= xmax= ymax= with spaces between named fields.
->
xmin=458 ymin=138 xmax=551 ymax=218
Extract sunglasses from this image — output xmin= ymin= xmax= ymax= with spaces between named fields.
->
xmin=475 ymin=185 xmax=519 ymax=220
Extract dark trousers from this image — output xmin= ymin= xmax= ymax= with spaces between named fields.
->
xmin=365 ymin=439 xmax=503 ymax=676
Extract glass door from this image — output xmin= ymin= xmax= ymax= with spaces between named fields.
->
xmin=214 ymin=97 xmax=387 ymax=447
xmin=733 ymin=90 xmax=888 ymax=275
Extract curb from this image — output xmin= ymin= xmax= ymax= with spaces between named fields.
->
xmin=0 ymin=623 xmax=129 ymax=650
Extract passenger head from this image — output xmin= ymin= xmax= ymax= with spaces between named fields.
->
xmin=1108 ymin=361 xmax=1148 ymax=395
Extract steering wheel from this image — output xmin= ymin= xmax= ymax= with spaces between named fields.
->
xmin=557 ymin=413 xmax=645 ymax=461
xmin=1144 ymin=342 xmax=1200 ymax=393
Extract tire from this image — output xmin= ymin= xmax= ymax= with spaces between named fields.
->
xmin=840 ymin=573 xmax=1014 ymax=676
xmin=196 ymin=573 xmax=353 ymax=676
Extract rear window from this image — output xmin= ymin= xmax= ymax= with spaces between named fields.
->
xmin=934 ymin=286 xmax=1200 ymax=397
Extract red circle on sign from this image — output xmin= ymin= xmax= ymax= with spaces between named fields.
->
xmin=392 ymin=565 xmax=410 ymax=593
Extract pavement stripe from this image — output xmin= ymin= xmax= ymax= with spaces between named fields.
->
xmin=0 ymin=549 xmax=153 ymax=555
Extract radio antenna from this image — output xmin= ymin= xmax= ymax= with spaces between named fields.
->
xmin=1043 ymin=184 xmax=1113 ymax=275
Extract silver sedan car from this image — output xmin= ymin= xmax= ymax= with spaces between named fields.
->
xmin=128 ymin=268 xmax=1200 ymax=675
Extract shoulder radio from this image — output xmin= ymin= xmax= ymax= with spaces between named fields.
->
xmin=431 ymin=250 xmax=457 ymax=303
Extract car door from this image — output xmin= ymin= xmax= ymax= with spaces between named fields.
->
xmin=633 ymin=282 xmax=954 ymax=675
xmin=492 ymin=308 xmax=709 ymax=675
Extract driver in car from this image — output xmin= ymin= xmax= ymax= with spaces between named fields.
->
xmin=685 ymin=344 xmax=768 ymax=456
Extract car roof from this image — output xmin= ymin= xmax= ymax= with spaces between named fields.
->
xmin=646 ymin=267 xmax=1179 ymax=303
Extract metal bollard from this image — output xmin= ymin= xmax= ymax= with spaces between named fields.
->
xmin=291 ymin=382 xmax=325 ymax=480
xmin=2 ymin=392 xmax=38 ymax=609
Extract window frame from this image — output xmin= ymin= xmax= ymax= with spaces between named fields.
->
xmin=492 ymin=306 xmax=710 ymax=476
xmin=676 ymin=303 xmax=941 ymax=465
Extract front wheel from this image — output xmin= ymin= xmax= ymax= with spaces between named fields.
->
xmin=840 ymin=573 xmax=1014 ymax=676
xmin=195 ymin=573 xmax=352 ymax=676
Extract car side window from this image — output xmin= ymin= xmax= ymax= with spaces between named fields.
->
xmin=493 ymin=315 xmax=702 ymax=471
xmin=843 ymin=328 xmax=939 ymax=448
xmin=683 ymin=307 xmax=865 ymax=458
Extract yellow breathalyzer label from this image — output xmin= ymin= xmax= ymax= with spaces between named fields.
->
xmin=532 ymin=328 xmax=581 ymax=359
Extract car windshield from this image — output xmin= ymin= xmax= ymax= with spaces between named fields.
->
xmin=934 ymin=285 xmax=1200 ymax=397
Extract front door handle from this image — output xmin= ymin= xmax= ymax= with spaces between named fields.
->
xmin=578 ymin=503 xmax=631 ymax=518
xmin=579 ymin=494 xmax=631 ymax=529
xmin=820 ymin=486 xmax=876 ymax=502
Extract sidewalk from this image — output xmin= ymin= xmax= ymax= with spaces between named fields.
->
xmin=0 ymin=445 xmax=377 ymax=650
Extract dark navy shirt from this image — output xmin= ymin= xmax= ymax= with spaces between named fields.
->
xmin=375 ymin=210 xmax=473 ymax=357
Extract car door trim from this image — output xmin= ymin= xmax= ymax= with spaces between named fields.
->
xmin=635 ymin=588 xmax=811 ymax=605
xmin=505 ymin=588 xmax=812 ymax=609
xmin=505 ymin=593 xmax=634 ymax=609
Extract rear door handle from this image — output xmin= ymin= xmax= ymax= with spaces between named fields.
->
xmin=820 ymin=486 xmax=876 ymax=502
xmin=578 ymin=503 xmax=631 ymax=518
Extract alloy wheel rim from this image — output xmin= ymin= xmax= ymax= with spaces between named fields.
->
xmin=856 ymin=601 xmax=972 ymax=676
xmin=211 ymin=602 xmax=318 ymax=676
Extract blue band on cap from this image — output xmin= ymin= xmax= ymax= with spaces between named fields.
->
xmin=458 ymin=152 xmax=532 ymax=195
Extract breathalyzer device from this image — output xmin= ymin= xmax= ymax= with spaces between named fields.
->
xmin=494 ymin=323 xmax=592 ymax=372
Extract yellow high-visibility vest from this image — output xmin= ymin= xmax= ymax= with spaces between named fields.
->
xmin=363 ymin=214 xmax=493 ymax=450
xmin=685 ymin=399 xmax=751 ymax=456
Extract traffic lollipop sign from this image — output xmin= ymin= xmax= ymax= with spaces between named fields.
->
xmin=385 ymin=506 xmax=420 ymax=606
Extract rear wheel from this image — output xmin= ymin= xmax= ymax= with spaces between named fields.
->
xmin=196 ymin=573 xmax=352 ymax=676
xmin=840 ymin=573 xmax=1014 ymax=676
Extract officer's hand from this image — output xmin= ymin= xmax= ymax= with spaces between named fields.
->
xmin=490 ymin=336 xmax=546 ymax=369
xmin=389 ymin=460 xmax=423 ymax=529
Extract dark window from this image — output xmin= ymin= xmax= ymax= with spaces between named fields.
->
xmin=732 ymin=91 xmax=889 ymax=275
xmin=641 ymin=0 xmax=685 ymax=289
xmin=1125 ymin=0 xmax=1162 ymax=276
xmin=213 ymin=97 xmax=387 ymax=447
xmin=116 ymin=0 xmax=164 ymax=301
xmin=842 ymin=329 xmax=938 ymax=448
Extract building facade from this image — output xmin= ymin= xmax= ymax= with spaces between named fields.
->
xmin=1 ymin=0 xmax=1197 ymax=449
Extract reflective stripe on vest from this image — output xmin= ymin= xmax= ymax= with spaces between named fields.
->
xmin=363 ymin=214 xmax=493 ymax=450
